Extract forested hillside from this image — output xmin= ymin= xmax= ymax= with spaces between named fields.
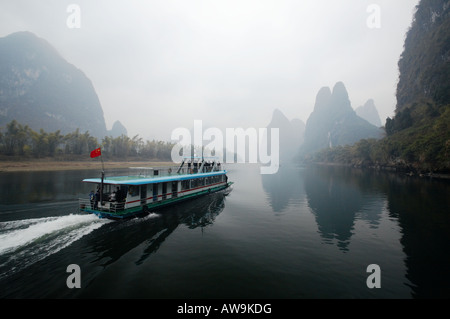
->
xmin=0 ymin=32 xmax=108 ymax=138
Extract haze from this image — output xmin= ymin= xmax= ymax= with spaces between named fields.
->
xmin=0 ymin=0 xmax=419 ymax=141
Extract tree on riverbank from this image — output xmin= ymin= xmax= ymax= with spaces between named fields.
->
xmin=0 ymin=119 xmax=174 ymax=161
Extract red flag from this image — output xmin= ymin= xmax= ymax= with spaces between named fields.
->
xmin=90 ymin=148 xmax=101 ymax=158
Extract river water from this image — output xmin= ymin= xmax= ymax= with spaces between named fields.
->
xmin=0 ymin=164 xmax=449 ymax=299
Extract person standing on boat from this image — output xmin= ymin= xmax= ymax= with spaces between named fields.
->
xmin=109 ymin=190 xmax=116 ymax=202
xmin=116 ymin=187 xmax=123 ymax=202
xmin=89 ymin=190 xmax=95 ymax=209
xmin=110 ymin=187 xmax=119 ymax=202
xmin=94 ymin=188 xmax=100 ymax=209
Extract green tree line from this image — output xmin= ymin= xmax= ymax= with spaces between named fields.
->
xmin=0 ymin=120 xmax=174 ymax=160
xmin=306 ymin=104 xmax=450 ymax=173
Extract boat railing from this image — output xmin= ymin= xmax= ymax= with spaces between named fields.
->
xmin=78 ymin=198 xmax=125 ymax=213
xmin=128 ymin=163 xmax=224 ymax=178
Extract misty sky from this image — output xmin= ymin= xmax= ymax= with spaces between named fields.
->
xmin=1 ymin=0 xmax=419 ymax=141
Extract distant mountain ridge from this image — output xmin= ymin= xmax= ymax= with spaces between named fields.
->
xmin=109 ymin=120 xmax=128 ymax=138
xmin=304 ymin=0 xmax=450 ymax=173
xmin=266 ymin=109 xmax=305 ymax=163
xmin=300 ymin=82 xmax=383 ymax=156
xmin=0 ymin=31 xmax=109 ymax=138
xmin=355 ymin=99 xmax=382 ymax=127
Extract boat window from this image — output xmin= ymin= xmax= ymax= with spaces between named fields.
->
xmin=181 ymin=180 xmax=190 ymax=190
xmin=101 ymin=184 xmax=112 ymax=198
xmin=162 ymin=183 xmax=167 ymax=200
xmin=128 ymin=185 xmax=139 ymax=197
xmin=153 ymin=183 xmax=158 ymax=201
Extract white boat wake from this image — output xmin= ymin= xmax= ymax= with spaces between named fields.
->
xmin=0 ymin=214 xmax=110 ymax=280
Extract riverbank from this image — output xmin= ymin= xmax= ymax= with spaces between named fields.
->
xmin=0 ymin=160 xmax=173 ymax=172
xmin=311 ymin=161 xmax=450 ymax=180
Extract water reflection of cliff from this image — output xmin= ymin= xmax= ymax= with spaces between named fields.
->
xmin=304 ymin=166 xmax=358 ymax=251
xmin=261 ymin=164 xmax=305 ymax=213
xmin=303 ymin=165 xmax=450 ymax=297
xmin=384 ymin=175 xmax=450 ymax=298
xmin=262 ymin=164 xmax=384 ymax=252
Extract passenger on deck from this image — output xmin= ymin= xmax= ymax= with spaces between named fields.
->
xmin=89 ymin=190 xmax=95 ymax=209
xmin=94 ymin=189 xmax=100 ymax=209
xmin=109 ymin=187 xmax=119 ymax=202
xmin=116 ymin=187 xmax=124 ymax=202
xmin=120 ymin=187 xmax=128 ymax=202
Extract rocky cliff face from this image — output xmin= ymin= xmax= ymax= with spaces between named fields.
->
xmin=396 ymin=0 xmax=450 ymax=112
xmin=300 ymin=82 xmax=382 ymax=156
xmin=304 ymin=1 xmax=450 ymax=173
xmin=0 ymin=32 xmax=108 ymax=138
xmin=382 ymin=0 xmax=450 ymax=172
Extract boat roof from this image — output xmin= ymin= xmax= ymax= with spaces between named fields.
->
xmin=82 ymin=170 xmax=227 ymax=186
xmin=182 ymin=156 xmax=220 ymax=160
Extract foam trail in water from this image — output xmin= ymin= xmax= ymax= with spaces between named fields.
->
xmin=0 ymin=214 xmax=109 ymax=279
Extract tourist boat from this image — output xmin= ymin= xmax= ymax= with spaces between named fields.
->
xmin=78 ymin=157 xmax=233 ymax=219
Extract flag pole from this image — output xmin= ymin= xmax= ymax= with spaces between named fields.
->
xmin=100 ymin=151 xmax=105 ymax=174
xmin=90 ymin=147 xmax=104 ymax=207
xmin=100 ymin=149 xmax=104 ymax=205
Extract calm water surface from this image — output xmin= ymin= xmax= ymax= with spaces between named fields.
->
xmin=0 ymin=164 xmax=449 ymax=299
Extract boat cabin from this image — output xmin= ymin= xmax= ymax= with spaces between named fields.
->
xmin=79 ymin=157 xmax=231 ymax=219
